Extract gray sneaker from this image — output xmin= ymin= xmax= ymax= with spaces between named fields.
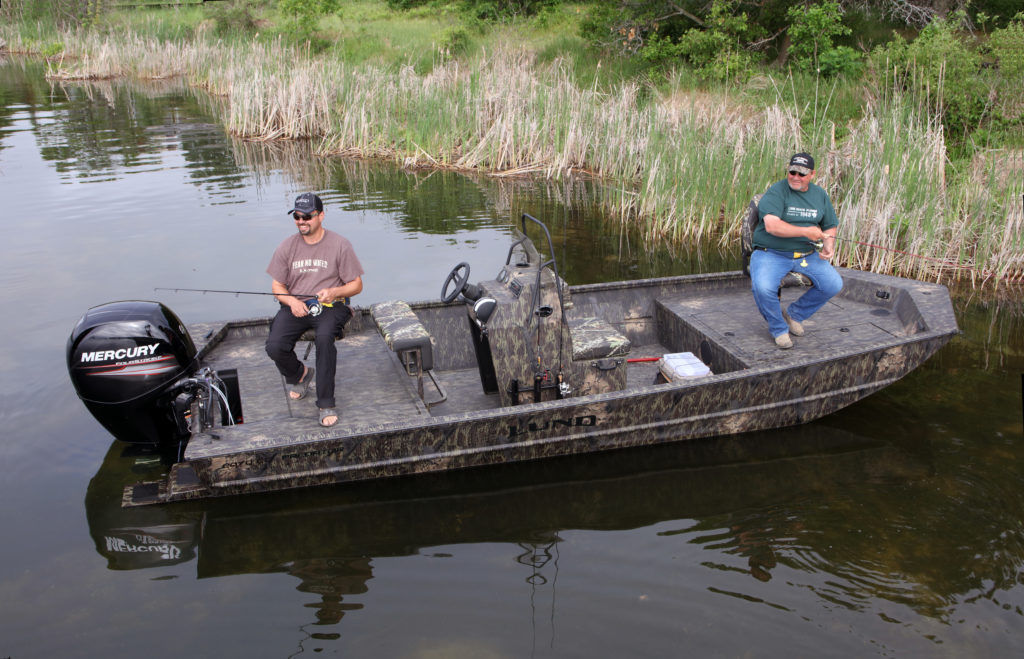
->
xmin=775 ymin=333 xmax=793 ymax=349
xmin=782 ymin=310 xmax=804 ymax=336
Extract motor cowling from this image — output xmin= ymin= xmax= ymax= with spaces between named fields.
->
xmin=67 ymin=301 xmax=199 ymax=444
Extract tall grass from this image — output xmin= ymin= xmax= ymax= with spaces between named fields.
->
xmin=960 ymin=150 xmax=1024 ymax=284
xmin=830 ymin=68 xmax=1023 ymax=284
xmin=836 ymin=93 xmax=947 ymax=278
xmin=2 ymin=19 xmax=1021 ymax=284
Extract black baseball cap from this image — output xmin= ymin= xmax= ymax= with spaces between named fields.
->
xmin=287 ymin=192 xmax=324 ymax=215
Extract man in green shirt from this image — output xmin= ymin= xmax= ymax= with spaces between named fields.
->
xmin=751 ymin=153 xmax=843 ymax=349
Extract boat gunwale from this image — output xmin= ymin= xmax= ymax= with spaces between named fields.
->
xmin=199 ymin=371 xmax=912 ymax=493
xmin=184 ymin=265 xmax=959 ymax=458
xmin=188 ymin=327 xmax=956 ymax=456
xmin=192 ymin=266 xmax=957 ymax=362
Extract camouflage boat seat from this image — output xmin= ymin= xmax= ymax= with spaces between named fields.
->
xmin=568 ymin=316 xmax=631 ymax=361
xmin=370 ymin=300 xmax=447 ymax=407
xmin=741 ymin=194 xmax=813 ymax=291
xmin=370 ymin=300 xmax=434 ymax=372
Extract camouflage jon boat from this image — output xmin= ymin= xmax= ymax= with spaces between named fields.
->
xmin=66 ymin=214 xmax=958 ymax=506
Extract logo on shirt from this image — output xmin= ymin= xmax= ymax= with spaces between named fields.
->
xmin=292 ymin=258 xmax=328 ymax=272
xmin=786 ymin=205 xmax=819 ymax=220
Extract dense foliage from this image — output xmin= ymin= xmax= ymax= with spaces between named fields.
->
xmin=2 ymin=0 xmax=1022 ymax=145
xmin=577 ymin=1 xmax=1023 ymax=144
xmin=387 ymin=0 xmax=555 ymax=19
xmin=1 ymin=0 xmax=1020 ymax=280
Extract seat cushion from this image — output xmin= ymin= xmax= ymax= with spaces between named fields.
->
xmin=568 ymin=316 xmax=631 ymax=361
xmin=370 ymin=300 xmax=434 ymax=371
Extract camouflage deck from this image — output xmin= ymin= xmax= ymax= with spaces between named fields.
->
xmin=126 ymin=234 xmax=958 ymax=506
xmin=192 ymin=272 xmax=933 ymax=427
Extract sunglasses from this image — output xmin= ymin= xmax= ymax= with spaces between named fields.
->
xmin=788 ymin=170 xmax=809 ymax=178
xmin=293 ymin=212 xmax=315 ymax=221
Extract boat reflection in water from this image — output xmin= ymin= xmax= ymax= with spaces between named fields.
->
xmin=85 ymin=422 xmax=930 ymax=627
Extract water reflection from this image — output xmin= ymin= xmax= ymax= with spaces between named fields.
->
xmin=86 ymin=424 xmax=933 ymax=630
xmin=226 ymin=137 xmax=728 ymax=284
xmin=26 ymin=76 xmax=245 ymax=191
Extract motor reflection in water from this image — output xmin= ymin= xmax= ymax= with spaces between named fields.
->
xmin=85 ymin=444 xmax=200 ymax=571
xmin=85 ymin=424 xmax=932 ymax=630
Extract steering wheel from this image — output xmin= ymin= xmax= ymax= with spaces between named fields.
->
xmin=441 ymin=262 xmax=471 ymax=303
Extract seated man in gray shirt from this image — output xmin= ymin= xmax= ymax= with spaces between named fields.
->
xmin=265 ymin=192 xmax=364 ymax=427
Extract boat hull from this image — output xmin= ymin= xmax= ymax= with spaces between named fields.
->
xmin=118 ymin=219 xmax=959 ymax=506
xmin=128 ymin=330 xmax=950 ymax=506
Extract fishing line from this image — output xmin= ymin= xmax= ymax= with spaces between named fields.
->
xmin=828 ymin=237 xmax=1015 ymax=281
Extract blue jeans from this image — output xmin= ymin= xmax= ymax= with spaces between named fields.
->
xmin=750 ymin=248 xmax=844 ymax=338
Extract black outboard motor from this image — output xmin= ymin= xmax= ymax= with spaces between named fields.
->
xmin=67 ymin=300 xmax=202 ymax=445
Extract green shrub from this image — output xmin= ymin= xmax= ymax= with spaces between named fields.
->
xmin=815 ymin=45 xmax=862 ymax=77
xmin=986 ymin=14 xmax=1024 ymax=125
xmin=275 ymin=0 xmax=339 ymax=51
xmin=278 ymin=0 xmax=340 ymax=18
xmin=640 ymin=32 xmax=686 ymax=70
xmin=460 ymin=0 xmax=555 ymax=21
xmin=438 ymin=25 xmax=471 ymax=58
xmin=577 ymin=2 xmax=617 ymax=48
xmin=972 ymin=0 xmax=1024 ymax=28
xmin=207 ymin=0 xmax=259 ymax=37
xmin=786 ymin=0 xmax=860 ymax=76
xmin=1 ymin=0 xmax=108 ymax=29
xmin=677 ymin=0 xmax=756 ymax=82
xmin=387 ymin=0 xmax=432 ymax=9
xmin=391 ymin=0 xmax=555 ymax=21
xmin=275 ymin=16 xmax=330 ymax=51
xmin=40 ymin=41 xmax=65 ymax=57
xmin=988 ymin=14 xmax=1024 ymax=79
xmin=871 ymin=15 xmax=986 ymax=137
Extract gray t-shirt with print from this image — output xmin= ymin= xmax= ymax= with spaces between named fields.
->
xmin=266 ymin=229 xmax=364 ymax=296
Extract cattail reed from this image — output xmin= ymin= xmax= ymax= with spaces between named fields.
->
xmin=10 ymin=24 xmax=1022 ymax=284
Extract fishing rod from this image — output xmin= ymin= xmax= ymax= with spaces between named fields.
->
xmin=825 ymin=237 xmax=1015 ymax=282
xmin=155 ymin=287 xmax=332 ymax=315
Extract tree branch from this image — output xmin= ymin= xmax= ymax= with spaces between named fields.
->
xmin=657 ymin=2 xmax=705 ymax=27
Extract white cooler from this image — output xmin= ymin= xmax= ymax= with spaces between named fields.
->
xmin=658 ymin=352 xmax=712 ymax=381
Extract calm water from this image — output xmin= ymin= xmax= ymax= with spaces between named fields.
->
xmin=1 ymin=57 xmax=1022 ymax=657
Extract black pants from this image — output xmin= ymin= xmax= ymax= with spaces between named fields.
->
xmin=265 ymin=304 xmax=352 ymax=409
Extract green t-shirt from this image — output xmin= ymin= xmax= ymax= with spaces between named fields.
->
xmin=754 ymin=179 xmax=838 ymax=253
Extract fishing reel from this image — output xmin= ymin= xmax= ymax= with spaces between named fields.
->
xmin=304 ymin=298 xmax=323 ymax=316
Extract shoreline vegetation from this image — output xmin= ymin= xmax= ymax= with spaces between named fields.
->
xmin=1 ymin=1 xmax=1021 ymax=288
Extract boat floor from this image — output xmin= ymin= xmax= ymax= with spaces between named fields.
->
xmin=196 ymin=286 xmax=913 ymax=440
